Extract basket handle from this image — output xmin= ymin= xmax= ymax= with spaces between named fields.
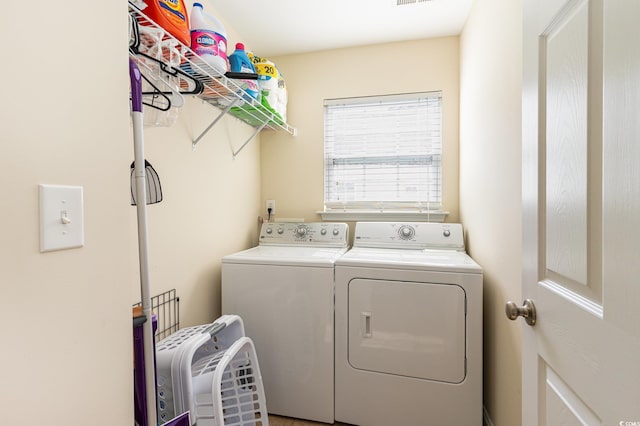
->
xmin=204 ymin=321 xmax=227 ymax=337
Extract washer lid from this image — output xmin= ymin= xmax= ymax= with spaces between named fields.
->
xmin=222 ymin=245 xmax=349 ymax=267
xmin=336 ymin=247 xmax=482 ymax=273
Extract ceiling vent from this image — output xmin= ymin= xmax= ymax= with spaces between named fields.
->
xmin=397 ymin=0 xmax=431 ymax=5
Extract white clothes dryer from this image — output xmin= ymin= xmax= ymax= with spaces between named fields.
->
xmin=221 ymin=222 xmax=349 ymax=423
xmin=334 ymin=222 xmax=483 ymax=426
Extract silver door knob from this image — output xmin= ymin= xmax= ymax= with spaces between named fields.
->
xmin=505 ymin=299 xmax=537 ymax=326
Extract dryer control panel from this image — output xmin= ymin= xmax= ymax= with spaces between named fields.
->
xmin=353 ymin=222 xmax=465 ymax=251
xmin=259 ymin=222 xmax=349 ymax=247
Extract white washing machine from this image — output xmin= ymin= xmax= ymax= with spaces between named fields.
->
xmin=221 ymin=222 xmax=349 ymax=423
xmin=335 ymin=222 xmax=483 ymax=426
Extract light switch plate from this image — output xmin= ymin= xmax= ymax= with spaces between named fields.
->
xmin=39 ymin=184 xmax=84 ymax=252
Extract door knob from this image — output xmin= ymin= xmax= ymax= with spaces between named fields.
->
xmin=505 ymin=299 xmax=537 ymax=326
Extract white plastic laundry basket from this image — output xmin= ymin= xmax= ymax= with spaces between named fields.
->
xmin=191 ymin=336 xmax=267 ymax=426
xmin=154 ymin=315 xmax=268 ymax=426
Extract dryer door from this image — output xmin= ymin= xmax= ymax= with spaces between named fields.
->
xmin=348 ymin=279 xmax=466 ymax=383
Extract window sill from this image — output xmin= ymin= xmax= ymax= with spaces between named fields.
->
xmin=317 ymin=210 xmax=449 ymax=223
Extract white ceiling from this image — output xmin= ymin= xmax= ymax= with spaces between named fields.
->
xmin=208 ymin=0 xmax=473 ymax=57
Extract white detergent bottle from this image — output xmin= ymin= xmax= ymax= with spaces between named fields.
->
xmin=190 ymin=3 xmax=228 ymax=75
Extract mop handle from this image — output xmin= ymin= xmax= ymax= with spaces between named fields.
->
xmin=129 ymin=59 xmax=143 ymax=113
xmin=129 ymin=58 xmax=157 ymax=426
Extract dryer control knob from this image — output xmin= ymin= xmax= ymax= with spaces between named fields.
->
xmin=294 ymin=226 xmax=307 ymax=237
xmin=278 ymin=228 xmax=284 ymax=234
xmin=443 ymin=229 xmax=451 ymax=237
xmin=398 ymin=225 xmax=415 ymax=240
xmin=333 ymin=229 xmax=340 ymax=236
xmin=266 ymin=228 xmax=273 ymax=234
xmin=320 ymin=229 xmax=327 ymax=235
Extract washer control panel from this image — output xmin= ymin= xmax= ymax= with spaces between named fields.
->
xmin=353 ymin=222 xmax=465 ymax=250
xmin=259 ymin=222 xmax=349 ymax=247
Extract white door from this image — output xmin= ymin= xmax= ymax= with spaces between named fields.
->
xmin=520 ymin=0 xmax=640 ymax=425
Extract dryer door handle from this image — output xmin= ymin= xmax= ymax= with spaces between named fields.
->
xmin=361 ymin=312 xmax=372 ymax=338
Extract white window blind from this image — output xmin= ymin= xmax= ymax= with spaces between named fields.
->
xmin=324 ymin=92 xmax=442 ymax=211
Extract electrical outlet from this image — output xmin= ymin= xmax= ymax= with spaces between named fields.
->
xmin=266 ymin=199 xmax=276 ymax=215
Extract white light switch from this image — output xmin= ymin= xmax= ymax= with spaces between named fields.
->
xmin=39 ymin=184 xmax=84 ymax=252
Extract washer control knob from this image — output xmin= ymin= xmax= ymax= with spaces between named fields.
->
xmin=320 ymin=229 xmax=327 ymax=235
xmin=266 ymin=228 xmax=273 ymax=234
xmin=333 ymin=229 xmax=340 ymax=236
xmin=294 ymin=226 xmax=307 ymax=238
xmin=443 ymin=229 xmax=451 ymax=237
xmin=277 ymin=228 xmax=284 ymax=234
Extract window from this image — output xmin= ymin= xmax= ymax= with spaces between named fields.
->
xmin=323 ymin=92 xmax=443 ymax=218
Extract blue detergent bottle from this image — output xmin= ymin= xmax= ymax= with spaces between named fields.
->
xmin=228 ymin=43 xmax=259 ymax=100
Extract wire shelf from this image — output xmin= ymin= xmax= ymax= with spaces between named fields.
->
xmin=128 ymin=3 xmax=296 ymax=138
xmin=134 ymin=288 xmax=180 ymax=341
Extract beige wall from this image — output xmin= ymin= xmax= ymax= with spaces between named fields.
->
xmin=261 ymin=37 xmax=461 ymax=223
xmin=460 ymin=0 xmax=523 ymax=424
xmin=0 ymin=2 xmax=261 ymax=425
xmin=1 ymin=2 xmax=134 ymax=424
xmin=141 ymin=101 xmax=262 ymax=328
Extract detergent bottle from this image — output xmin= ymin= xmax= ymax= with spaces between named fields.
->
xmin=142 ymin=0 xmax=190 ymax=47
xmin=228 ymin=43 xmax=259 ymax=100
xmin=190 ymin=3 xmax=228 ymax=75
xmin=253 ymin=55 xmax=288 ymax=121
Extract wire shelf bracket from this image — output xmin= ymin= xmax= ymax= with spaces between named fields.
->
xmin=233 ymin=119 xmax=270 ymax=158
xmin=192 ymin=97 xmax=240 ymax=150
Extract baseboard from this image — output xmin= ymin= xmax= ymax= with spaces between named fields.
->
xmin=483 ymin=405 xmax=495 ymax=426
